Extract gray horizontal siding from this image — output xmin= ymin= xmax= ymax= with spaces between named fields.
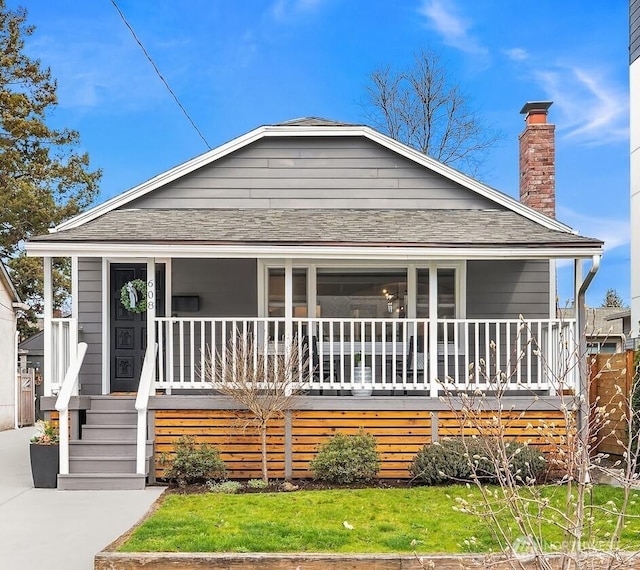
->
xmin=633 ymin=0 xmax=640 ymax=63
xmin=78 ymin=257 xmax=102 ymax=395
xmin=128 ymin=137 xmax=498 ymax=211
xmin=171 ymin=259 xmax=257 ymax=317
xmin=466 ymin=260 xmax=550 ymax=319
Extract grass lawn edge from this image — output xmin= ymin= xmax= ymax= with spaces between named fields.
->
xmin=96 ymin=486 xmax=640 ymax=569
xmin=101 ymin=489 xmax=167 ymax=553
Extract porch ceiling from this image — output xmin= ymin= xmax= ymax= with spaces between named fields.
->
xmin=30 ymin=208 xmax=602 ymax=253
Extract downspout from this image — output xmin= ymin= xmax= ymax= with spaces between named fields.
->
xmin=576 ymin=254 xmax=601 ymax=471
xmin=14 ymin=331 xmax=19 ymax=429
xmin=12 ymin=303 xmax=27 ymax=430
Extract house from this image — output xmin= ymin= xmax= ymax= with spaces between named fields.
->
xmin=558 ymin=306 xmax=628 ymax=353
xmin=18 ymin=330 xmax=45 ymax=420
xmin=0 ymin=261 xmax=25 ymax=430
xmin=631 ymin=0 xmax=640 ymax=342
xmin=26 ymin=103 xmax=604 ymax=489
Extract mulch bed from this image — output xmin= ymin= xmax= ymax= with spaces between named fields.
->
xmin=162 ymin=478 xmax=413 ymax=495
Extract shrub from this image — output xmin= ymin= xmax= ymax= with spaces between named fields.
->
xmin=310 ymin=430 xmax=380 ymax=483
xmin=207 ymin=480 xmax=242 ymax=494
xmin=247 ymin=478 xmax=269 ymax=489
xmin=410 ymin=437 xmax=546 ymax=485
xmin=163 ymin=435 xmax=226 ymax=487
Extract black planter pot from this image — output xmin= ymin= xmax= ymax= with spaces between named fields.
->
xmin=30 ymin=443 xmax=59 ymax=488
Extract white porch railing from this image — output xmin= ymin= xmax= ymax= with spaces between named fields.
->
xmin=155 ymin=317 xmax=577 ymax=394
xmin=49 ymin=318 xmax=77 ymax=394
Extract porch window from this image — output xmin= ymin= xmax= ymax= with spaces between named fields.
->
xmin=316 ymin=270 xmax=407 ymax=319
xmin=416 ymin=268 xmax=457 ymax=318
xmin=417 ymin=268 xmax=457 ymax=342
xmin=267 ymin=268 xmax=308 ymax=317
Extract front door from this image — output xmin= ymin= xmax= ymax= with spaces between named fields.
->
xmin=110 ymin=263 xmax=165 ymax=392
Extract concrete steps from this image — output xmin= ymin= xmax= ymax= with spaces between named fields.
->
xmin=59 ymin=396 xmax=153 ymax=491
xmin=58 ymin=473 xmax=147 ymax=491
xmin=69 ymin=455 xmax=149 ymax=473
xmin=82 ymin=425 xmax=137 ymax=440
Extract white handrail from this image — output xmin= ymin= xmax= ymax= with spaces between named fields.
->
xmin=54 ymin=342 xmax=88 ymax=477
xmin=135 ymin=343 xmax=158 ymax=475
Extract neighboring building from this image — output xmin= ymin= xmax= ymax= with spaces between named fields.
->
xmin=560 ymin=307 xmax=629 ymax=354
xmin=605 ymin=308 xmax=633 ymax=350
xmin=0 ymin=261 xmax=23 ymax=430
xmin=26 ymin=106 xmax=604 ymax=489
xmin=19 ymin=331 xmax=45 ymax=420
xmin=631 ymin=0 xmax=640 ymax=338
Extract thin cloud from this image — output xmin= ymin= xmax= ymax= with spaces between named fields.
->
xmin=556 ymin=206 xmax=629 ymax=252
xmin=504 ymin=47 xmax=528 ymax=61
xmin=418 ymin=0 xmax=487 ymax=55
xmin=28 ymin=29 xmax=168 ymax=111
xmin=271 ymin=0 xmax=323 ymax=20
xmin=534 ymin=66 xmax=628 ymax=144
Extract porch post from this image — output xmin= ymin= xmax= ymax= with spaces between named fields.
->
xmin=574 ymin=258 xmax=585 ymax=392
xmin=428 ymin=264 xmax=438 ymax=397
xmin=43 ymin=256 xmax=53 ymax=397
xmin=70 ymin=256 xmax=79 ymax=395
xmin=146 ymin=258 xmax=156 ymax=377
xmin=284 ymin=260 xmax=293 ymax=340
xmin=284 ymin=260 xmax=293 ymax=394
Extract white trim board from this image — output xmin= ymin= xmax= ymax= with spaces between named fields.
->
xmin=52 ymin=124 xmax=574 ymax=234
xmin=26 ymin=242 xmax=603 ymax=260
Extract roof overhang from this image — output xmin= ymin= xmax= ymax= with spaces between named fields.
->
xmin=0 ymin=261 xmax=21 ymax=304
xmin=25 ymin=241 xmax=604 ymax=260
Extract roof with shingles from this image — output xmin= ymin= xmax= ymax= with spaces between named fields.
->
xmin=31 ymin=208 xmax=602 ymax=247
xmin=275 ymin=117 xmax=359 ymax=127
xmin=559 ymin=307 xmax=626 ymax=335
xmin=42 ymin=119 xmax=583 ymax=236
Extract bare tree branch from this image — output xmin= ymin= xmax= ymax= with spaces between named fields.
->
xmin=362 ymin=50 xmax=502 ymax=177
xmin=204 ymin=335 xmax=312 ymax=482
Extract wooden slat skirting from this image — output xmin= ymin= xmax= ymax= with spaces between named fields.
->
xmin=154 ymin=406 xmax=570 ymax=480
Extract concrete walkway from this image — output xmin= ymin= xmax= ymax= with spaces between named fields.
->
xmin=0 ymin=426 xmax=164 ymax=569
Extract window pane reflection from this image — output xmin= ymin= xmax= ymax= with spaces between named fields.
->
xmin=317 ymin=271 xmax=407 ymax=319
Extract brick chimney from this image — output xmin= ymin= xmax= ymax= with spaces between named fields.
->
xmin=519 ymin=101 xmax=555 ymax=218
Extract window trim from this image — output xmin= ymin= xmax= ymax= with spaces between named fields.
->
xmin=258 ymin=260 xmax=466 ymax=319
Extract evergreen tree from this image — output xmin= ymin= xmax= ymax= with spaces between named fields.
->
xmin=601 ymin=288 xmax=625 ymax=308
xmin=0 ymin=2 xmax=101 ymax=337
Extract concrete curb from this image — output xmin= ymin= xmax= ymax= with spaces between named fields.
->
xmin=94 ymin=551 xmax=488 ymax=569
xmin=94 ymin=550 xmax=640 ymax=569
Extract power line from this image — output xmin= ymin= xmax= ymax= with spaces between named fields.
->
xmin=109 ymin=0 xmax=212 ymax=150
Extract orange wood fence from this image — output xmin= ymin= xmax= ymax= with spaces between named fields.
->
xmin=589 ymin=351 xmax=634 ymax=457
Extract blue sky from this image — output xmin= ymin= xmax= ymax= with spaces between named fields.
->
xmin=11 ymin=0 xmax=630 ymax=307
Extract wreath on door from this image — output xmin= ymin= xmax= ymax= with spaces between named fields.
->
xmin=120 ymin=279 xmax=147 ymax=313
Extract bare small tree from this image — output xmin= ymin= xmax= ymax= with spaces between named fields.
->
xmin=425 ymin=319 xmax=640 ymax=569
xmin=363 ymin=50 xmax=501 ymax=176
xmin=204 ymin=336 xmax=311 ymax=483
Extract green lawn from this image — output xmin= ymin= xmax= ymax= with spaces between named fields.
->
xmin=120 ymin=486 xmax=640 ymax=554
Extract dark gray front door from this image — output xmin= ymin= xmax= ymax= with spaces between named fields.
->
xmin=110 ymin=263 xmax=164 ymax=392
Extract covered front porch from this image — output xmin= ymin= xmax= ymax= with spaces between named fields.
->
xmin=40 ymin=253 xmax=590 ymax=399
